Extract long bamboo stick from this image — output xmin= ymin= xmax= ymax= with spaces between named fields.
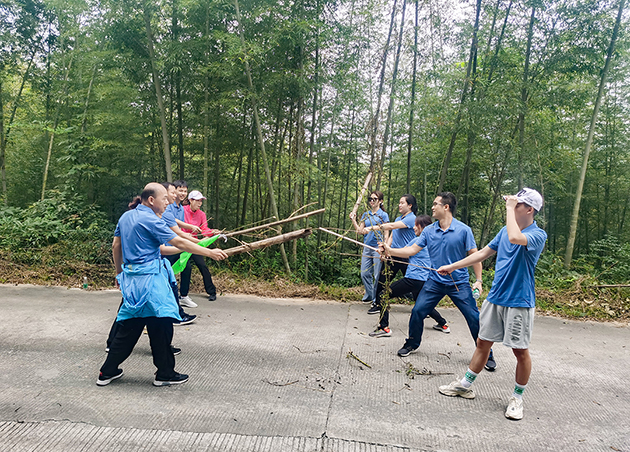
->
xmin=318 ymin=227 xmax=458 ymax=291
xmin=225 ymin=209 xmax=325 ymax=238
xmin=223 ymin=229 xmax=312 ymax=257
xmin=351 ymin=172 xmax=373 ymax=217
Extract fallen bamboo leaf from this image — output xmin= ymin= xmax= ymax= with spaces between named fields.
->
xmin=262 ymin=378 xmax=299 ymax=387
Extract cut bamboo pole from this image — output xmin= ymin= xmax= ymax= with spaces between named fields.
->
xmin=351 ymin=172 xmax=373 ymax=217
xmin=225 ymin=209 xmax=325 ymax=238
xmin=223 ymin=229 xmax=312 ymax=257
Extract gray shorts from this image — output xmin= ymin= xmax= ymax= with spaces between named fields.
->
xmin=478 ymin=300 xmax=534 ymax=349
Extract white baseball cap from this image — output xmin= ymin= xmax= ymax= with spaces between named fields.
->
xmin=188 ymin=190 xmax=206 ymax=200
xmin=504 ymin=188 xmax=543 ymax=212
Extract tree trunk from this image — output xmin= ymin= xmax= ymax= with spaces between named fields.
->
xmin=234 ymin=0 xmax=291 ymax=272
xmin=368 ymin=0 xmax=398 ymax=171
xmin=42 ymin=52 xmax=74 ymax=200
xmin=436 ymin=0 xmax=482 ymax=193
xmin=144 ymin=1 xmax=172 ymax=182
xmin=517 ymin=6 xmax=536 ymax=191
xmin=406 ymin=0 xmax=420 ymax=194
xmin=376 ymin=0 xmax=406 ymax=190
xmin=564 ymin=0 xmax=625 ymax=268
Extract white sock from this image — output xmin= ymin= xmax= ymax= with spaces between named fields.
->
xmin=513 ymin=382 xmax=526 ymax=399
xmin=460 ymin=368 xmax=478 ymax=388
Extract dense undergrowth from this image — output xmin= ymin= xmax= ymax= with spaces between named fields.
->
xmin=1 ymin=194 xmax=628 ymax=322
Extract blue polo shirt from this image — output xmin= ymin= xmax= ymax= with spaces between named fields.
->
xmin=391 ymin=212 xmax=416 ymax=249
xmin=164 ymin=202 xmax=184 ymax=225
xmin=405 ymin=236 xmax=431 ymax=281
xmin=486 ymin=222 xmax=547 ymax=308
xmin=418 ymin=218 xmax=477 ymax=284
xmin=114 ymin=205 xmax=177 ymax=264
xmin=361 ymin=208 xmax=389 ymax=247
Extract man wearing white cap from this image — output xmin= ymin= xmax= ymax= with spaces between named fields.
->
xmin=435 ymin=188 xmax=547 ymax=421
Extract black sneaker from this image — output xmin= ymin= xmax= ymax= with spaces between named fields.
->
xmin=171 ymin=346 xmax=181 ymax=356
xmin=208 ymin=294 xmax=217 ymax=301
xmin=362 ymin=298 xmax=373 ymax=304
xmin=367 ymin=304 xmax=381 ymax=315
xmin=153 ymin=373 xmax=189 ymax=387
xmin=485 ymin=350 xmax=497 ymax=372
xmin=397 ymin=344 xmax=418 ymax=357
xmin=174 ymin=314 xmax=196 ymax=326
xmin=96 ymin=369 xmax=123 ymax=386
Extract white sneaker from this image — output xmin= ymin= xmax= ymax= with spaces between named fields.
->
xmin=439 ymin=380 xmax=476 ymax=399
xmin=179 ymin=296 xmax=198 ymax=308
xmin=505 ymin=396 xmax=523 ymax=420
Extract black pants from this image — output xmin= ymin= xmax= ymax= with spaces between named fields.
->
xmin=377 ymin=278 xmax=447 ymax=329
xmin=100 ymin=316 xmax=176 ymax=380
xmin=180 ymin=254 xmax=216 ymax=297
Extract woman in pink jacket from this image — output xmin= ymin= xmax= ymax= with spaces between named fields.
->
xmin=179 ymin=190 xmax=219 ymax=304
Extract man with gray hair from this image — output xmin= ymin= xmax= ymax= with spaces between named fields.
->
xmin=436 ymin=188 xmax=547 ymax=421
xmin=97 ymin=183 xmax=227 ymax=387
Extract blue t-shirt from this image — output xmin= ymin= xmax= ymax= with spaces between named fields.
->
xmin=162 ymin=207 xmax=177 ymax=228
xmin=361 ymin=208 xmax=389 ymax=247
xmin=391 ymin=212 xmax=416 ymax=249
xmin=164 ymin=202 xmax=185 ymax=224
xmin=405 ymin=236 xmax=431 ymax=281
xmin=114 ymin=204 xmax=177 ymax=264
xmin=486 ymin=222 xmax=547 ymax=308
xmin=418 ymin=218 xmax=477 ymax=284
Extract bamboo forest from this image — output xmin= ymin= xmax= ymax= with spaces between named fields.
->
xmin=1 ymin=0 xmax=630 ymax=318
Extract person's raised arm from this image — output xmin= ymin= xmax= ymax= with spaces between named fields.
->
xmin=364 ymin=220 xmax=408 ymax=233
xmin=168 ymin=236 xmax=228 ymax=261
xmin=380 ymin=242 xmax=423 ymax=259
xmin=437 ymin=246 xmax=495 ymax=278
xmin=505 ymin=196 xmax=528 ymax=245
xmin=349 ymin=211 xmax=367 ymax=235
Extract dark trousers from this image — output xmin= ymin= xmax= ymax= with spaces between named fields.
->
xmin=378 ymin=278 xmax=447 ymax=329
xmin=406 ymin=278 xmax=480 ymax=349
xmin=180 ymin=254 xmax=216 ymax=297
xmin=100 ymin=316 xmax=176 ymax=380
xmin=374 ymin=258 xmax=409 ymax=308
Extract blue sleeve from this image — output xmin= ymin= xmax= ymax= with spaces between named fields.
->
xmin=525 ymin=228 xmax=547 ymax=252
xmin=417 ymin=229 xmax=428 ymax=248
xmin=407 ymin=236 xmax=422 ymax=247
xmin=114 ymin=222 xmax=121 ymax=237
xmin=162 ymin=209 xmax=177 ymax=228
xmin=488 ymin=227 xmax=505 ymax=251
xmin=150 ymin=217 xmax=178 ymax=244
xmin=383 ymin=212 xmax=390 ymax=223
xmin=464 ymin=226 xmax=477 ymax=252
xmin=402 ymin=214 xmax=415 ymax=229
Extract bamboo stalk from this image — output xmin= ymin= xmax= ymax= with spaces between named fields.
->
xmin=351 ymin=172 xmax=372 ymax=217
xmin=223 ymin=229 xmax=312 ymax=257
xmin=225 ymin=209 xmax=325 ymax=238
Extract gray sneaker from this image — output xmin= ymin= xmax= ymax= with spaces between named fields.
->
xmin=505 ymin=396 xmax=524 ymax=420
xmin=179 ymin=296 xmax=198 ymax=308
xmin=439 ymin=380 xmax=476 ymax=399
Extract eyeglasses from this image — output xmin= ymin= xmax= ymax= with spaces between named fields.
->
xmin=369 ymin=197 xmax=379 ymax=201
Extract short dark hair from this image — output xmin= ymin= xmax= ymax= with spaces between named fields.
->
xmin=415 ymin=214 xmax=432 ymax=229
xmin=173 ymin=180 xmax=188 ymax=188
xmin=161 ymin=181 xmax=174 ymax=190
xmin=402 ymin=194 xmax=418 ymax=215
xmin=437 ymin=192 xmax=457 ymax=214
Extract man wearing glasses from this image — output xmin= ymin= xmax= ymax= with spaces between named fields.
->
xmin=393 ymin=192 xmax=496 ymax=373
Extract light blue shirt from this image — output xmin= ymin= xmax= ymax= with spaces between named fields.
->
xmin=114 ymin=205 xmax=177 ymax=264
xmin=391 ymin=212 xmax=416 ymax=249
xmin=361 ymin=208 xmax=389 ymax=247
xmin=486 ymin=222 xmax=547 ymax=308
xmin=418 ymin=218 xmax=477 ymax=285
xmin=405 ymin=236 xmax=431 ymax=281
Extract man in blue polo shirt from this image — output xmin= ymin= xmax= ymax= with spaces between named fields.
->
xmin=97 ymin=183 xmax=227 ymax=387
xmin=382 ymin=192 xmax=495 ymax=371
xmin=436 ymin=188 xmax=546 ymax=421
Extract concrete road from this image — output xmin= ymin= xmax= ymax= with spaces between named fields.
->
xmin=0 ymin=284 xmax=628 ymax=451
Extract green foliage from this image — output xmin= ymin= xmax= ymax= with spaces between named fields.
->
xmin=0 ymin=190 xmax=113 ymax=265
